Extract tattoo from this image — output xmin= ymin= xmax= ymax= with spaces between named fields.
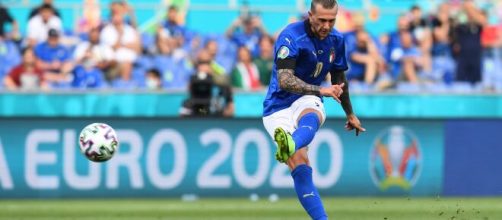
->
xmin=332 ymin=71 xmax=354 ymax=115
xmin=278 ymin=69 xmax=321 ymax=96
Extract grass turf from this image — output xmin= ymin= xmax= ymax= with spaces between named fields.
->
xmin=0 ymin=197 xmax=501 ymax=220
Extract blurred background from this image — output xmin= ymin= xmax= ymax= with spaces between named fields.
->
xmin=0 ymin=0 xmax=502 ymax=212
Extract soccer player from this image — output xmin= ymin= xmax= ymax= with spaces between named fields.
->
xmin=262 ymin=0 xmax=365 ymax=219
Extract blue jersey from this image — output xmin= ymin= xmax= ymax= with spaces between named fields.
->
xmin=263 ymin=20 xmax=348 ymax=116
xmin=34 ymin=42 xmax=70 ymax=63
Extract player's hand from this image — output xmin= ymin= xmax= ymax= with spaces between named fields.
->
xmin=320 ymin=83 xmax=344 ymax=103
xmin=345 ymin=114 xmax=366 ymax=136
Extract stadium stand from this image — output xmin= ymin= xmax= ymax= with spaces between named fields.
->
xmin=0 ymin=0 xmax=501 ymax=95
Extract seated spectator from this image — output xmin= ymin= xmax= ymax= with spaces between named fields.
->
xmin=26 ymin=4 xmax=62 ymax=47
xmin=155 ymin=6 xmax=190 ymax=58
xmin=231 ymin=46 xmax=261 ymax=90
xmin=254 ymin=35 xmax=274 ymax=86
xmin=481 ymin=19 xmax=501 ymax=90
xmin=226 ymin=15 xmax=267 ymax=58
xmin=74 ymin=27 xmax=115 ymax=73
xmin=100 ymin=9 xmax=141 ymax=83
xmin=0 ymin=37 xmax=21 ymax=79
xmin=72 ymin=28 xmax=111 ymax=89
xmin=156 ymin=32 xmax=188 ymax=62
xmin=3 ymin=47 xmax=47 ymax=90
xmin=0 ymin=5 xmax=19 ymax=41
xmin=145 ymin=68 xmax=162 ymax=90
xmin=157 ymin=5 xmax=186 ymax=41
xmin=29 ymin=0 xmax=61 ymax=19
xmin=180 ymin=58 xmax=234 ymax=117
xmin=155 ymin=32 xmax=176 ymax=56
xmin=389 ymin=31 xmax=423 ymax=83
xmin=34 ymin=29 xmax=73 ymax=88
xmin=383 ymin=15 xmax=412 ymax=63
xmin=346 ymin=29 xmax=384 ymax=85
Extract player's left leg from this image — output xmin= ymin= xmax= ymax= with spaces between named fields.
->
xmin=274 ymin=108 xmax=321 ymax=162
xmin=266 ymin=95 xmax=328 ymax=219
xmin=285 ymin=109 xmax=327 ymax=220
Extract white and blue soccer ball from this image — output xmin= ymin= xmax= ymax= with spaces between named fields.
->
xmin=79 ymin=123 xmax=119 ymax=162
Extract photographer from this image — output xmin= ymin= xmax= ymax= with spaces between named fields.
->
xmin=179 ymin=52 xmax=234 ymax=117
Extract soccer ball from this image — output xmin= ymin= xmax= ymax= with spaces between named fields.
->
xmin=79 ymin=123 xmax=119 ymax=162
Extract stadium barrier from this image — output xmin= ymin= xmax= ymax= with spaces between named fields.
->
xmin=1 ymin=92 xmax=502 ymax=118
xmin=0 ymin=92 xmax=500 ymax=198
xmin=0 ymin=118 xmax=443 ymax=198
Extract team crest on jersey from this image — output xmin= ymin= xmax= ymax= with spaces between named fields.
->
xmin=329 ymin=48 xmax=335 ymax=63
xmin=277 ymin=46 xmax=290 ymax=59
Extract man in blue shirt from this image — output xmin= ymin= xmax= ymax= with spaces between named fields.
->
xmin=262 ymin=1 xmax=365 ymax=219
xmin=34 ymin=28 xmax=73 ymax=88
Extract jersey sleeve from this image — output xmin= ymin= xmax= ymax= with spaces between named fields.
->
xmin=274 ymin=32 xmax=299 ymax=69
xmin=61 ymin=47 xmax=72 ymax=62
xmin=331 ymin=35 xmax=349 ymax=72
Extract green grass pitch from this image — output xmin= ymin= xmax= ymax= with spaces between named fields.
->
xmin=1 ymin=197 xmax=502 ymax=220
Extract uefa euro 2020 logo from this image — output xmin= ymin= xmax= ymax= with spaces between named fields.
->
xmin=369 ymin=126 xmax=421 ymax=191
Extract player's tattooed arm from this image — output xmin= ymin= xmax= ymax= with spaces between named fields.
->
xmin=331 ymin=71 xmax=353 ymax=115
xmin=278 ymin=68 xmax=321 ymax=96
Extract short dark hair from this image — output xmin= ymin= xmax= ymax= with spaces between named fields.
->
xmin=21 ymin=47 xmax=34 ymax=56
xmin=310 ymin=0 xmax=338 ymax=12
xmin=147 ymin=68 xmax=161 ymax=78
xmin=39 ymin=3 xmax=55 ymax=12
xmin=410 ymin=5 xmax=420 ymax=11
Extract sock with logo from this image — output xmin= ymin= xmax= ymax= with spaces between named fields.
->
xmin=292 ymin=112 xmax=320 ymax=150
xmin=291 ymin=164 xmax=327 ymax=220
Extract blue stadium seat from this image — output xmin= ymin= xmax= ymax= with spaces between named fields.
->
xmin=396 ymin=83 xmax=422 ymax=93
xmin=132 ymin=67 xmax=147 ymax=88
xmin=214 ymin=35 xmax=237 ymax=74
xmin=423 ymin=82 xmax=448 ymax=93
xmin=449 ymin=82 xmax=474 ymax=93
xmin=154 ymin=55 xmax=193 ymax=89
xmin=141 ymin=33 xmax=156 ymax=53
xmin=135 ymin=55 xmax=155 ymax=70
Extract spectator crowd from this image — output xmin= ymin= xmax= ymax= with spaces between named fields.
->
xmin=0 ymin=0 xmax=501 ymax=114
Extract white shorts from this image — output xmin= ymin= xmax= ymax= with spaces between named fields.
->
xmin=262 ymin=95 xmax=326 ymax=139
xmin=115 ymin=48 xmax=138 ymax=62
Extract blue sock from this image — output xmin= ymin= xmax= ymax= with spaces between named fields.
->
xmin=291 ymin=164 xmax=327 ymax=220
xmin=292 ymin=112 xmax=320 ymax=150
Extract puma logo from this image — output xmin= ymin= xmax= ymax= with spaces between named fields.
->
xmin=301 ymin=125 xmax=313 ymax=131
xmin=303 ymin=191 xmax=315 ymax=198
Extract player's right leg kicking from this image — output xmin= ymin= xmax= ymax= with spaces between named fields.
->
xmin=274 ymin=110 xmax=327 ymax=220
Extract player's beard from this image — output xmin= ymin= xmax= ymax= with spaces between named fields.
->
xmin=317 ymin=27 xmax=331 ymax=39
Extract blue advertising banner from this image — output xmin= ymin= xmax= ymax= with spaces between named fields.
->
xmin=0 ymin=119 xmax=443 ymax=198
xmin=444 ymin=120 xmax=502 ymax=196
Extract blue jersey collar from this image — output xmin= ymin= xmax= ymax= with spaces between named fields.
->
xmin=304 ymin=19 xmax=316 ymax=38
